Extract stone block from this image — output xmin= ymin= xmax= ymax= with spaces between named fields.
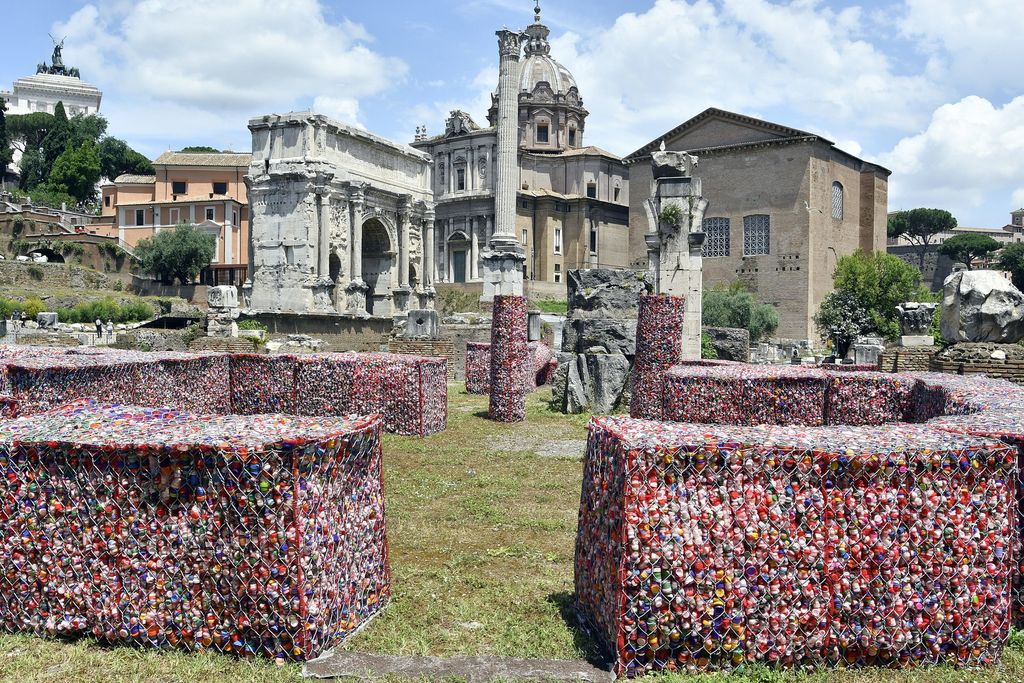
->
xmin=527 ymin=310 xmax=542 ymax=342
xmin=35 ymin=312 xmax=58 ymax=329
xmin=207 ymin=285 xmax=239 ymax=309
xmin=566 ymin=269 xmax=652 ymax=316
xmin=703 ymin=326 xmax=750 ymax=361
xmin=585 ymin=353 xmax=630 ymax=415
xmin=567 ymin=318 xmax=637 ymax=355
xmin=942 ymin=270 xmax=1024 ymax=343
xmin=404 ymin=309 xmax=439 ymax=339
xmin=900 ymin=335 xmax=935 ymax=347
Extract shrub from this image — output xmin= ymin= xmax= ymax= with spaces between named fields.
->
xmin=437 ymin=288 xmax=480 ymax=314
xmin=21 ymin=297 xmax=46 ymax=319
xmin=112 ymin=280 xmax=124 ymax=291
xmin=702 ymin=283 xmax=779 ymax=342
xmin=26 ymin=265 xmax=44 ymax=281
xmin=0 ymin=297 xmax=17 ymax=319
xmin=813 ymin=290 xmax=872 ymax=357
xmin=831 ymin=250 xmax=924 ymax=340
xmin=700 ymin=333 xmax=718 ymax=359
xmin=237 ymin=319 xmax=268 ymax=331
xmin=120 ymin=301 xmax=154 ymax=322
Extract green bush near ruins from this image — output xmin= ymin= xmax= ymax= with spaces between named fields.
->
xmin=134 ymin=223 xmax=216 ymax=285
xmin=0 ymin=387 xmax=1021 ymax=682
xmin=702 ymin=282 xmax=779 ymax=342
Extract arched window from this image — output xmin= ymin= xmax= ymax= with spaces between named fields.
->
xmin=831 ymin=182 xmax=843 ymax=219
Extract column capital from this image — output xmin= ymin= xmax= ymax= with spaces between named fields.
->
xmin=497 ymin=29 xmax=524 ymax=59
xmin=347 ymin=182 xmax=368 ymax=205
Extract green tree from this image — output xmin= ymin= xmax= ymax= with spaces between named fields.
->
xmin=887 ymin=208 xmax=958 ymax=270
xmin=702 ymin=283 xmax=779 ymax=342
xmin=832 ymin=250 xmax=925 ymax=339
xmin=40 ymin=101 xmax=71 ymax=173
xmin=98 ymin=137 xmax=154 ymax=180
xmin=998 ymin=242 xmax=1024 ymax=291
xmin=179 ymin=146 xmax=221 ymax=153
xmin=6 ymin=111 xmax=55 ymax=153
xmin=47 ymin=139 xmax=101 ymax=202
xmin=134 ymin=223 xmax=216 ymax=285
xmin=67 ymin=112 xmax=108 ymax=146
xmin=937 ymin=233 xmax=1001 ymax=270
xmin=813 ymin=290 xmax=872 ymax=357
xmin=0 ymin=99 xmax=13 ymax=179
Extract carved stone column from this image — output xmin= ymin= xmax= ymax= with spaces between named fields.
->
xmin=394 ymin=196 xmax=413 ymax=313
xmin=421 ymin=208 xmax=436 ymax=310
xmin=481 ymin=29 xmax=526 ymax=301
xmin=346 ymin=185 xmax=369 ymax=315
xmin=470 ymin=217 xmax=480 ymax=280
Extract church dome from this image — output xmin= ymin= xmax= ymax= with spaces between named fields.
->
xmin=517 ymin=6 xmax=579 ymax=97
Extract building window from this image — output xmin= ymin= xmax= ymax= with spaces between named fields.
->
xmin=522 ymin=229 xmax=528 ymax=245
xmin=743 ymin=215 xmax=770 ymax=256
xmin=205 ymin=207 xmax=215 ymax=221
xmin=831 ymin=182 xmax=843 ymax=219
xmin=457 ymin=168 xmax=465 ymax=191
xmin=213 ymin=181 xmax=228 ymax=195
xmin=590 ymin=226 xmax=597 ymax=253
xmin=172 ymin=181 xmax=186 ymax=195
xmin=554 ymin=228 xmax=562 ymax=254
xmin=702 ymin=217 xmax=730 ymax=258
xmin=554 ymin=263 xmax=561 ymax=283
xmin=537 ymin=123 xmax=549 ymax=143
xmin=232 ymin=210 xmax=238 ymax=226
xmin=568 ymin=128 xmax=576 ymax=146
xmin=613 ymin=186 xmax=621 ymax=202
xmin=586 ymin=182 xmax=596 ymax=199
xmin=135 ymin=209 xmax=145 ymax=226
xmin=104 ymin=195 xmax=111 ymax=207
xmin=169 ymin=208 xmax=180 ymax=225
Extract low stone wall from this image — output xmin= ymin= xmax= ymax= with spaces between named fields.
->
xmin=247 ymin=313 xmax=394 ymax=353
xmin=388 ymin=338 xmax=456 ymax=380
xmin=0 ymin=260 xmax=112 ymax=290
xmin=929 ymin=356 xmax=1024 ymax=384
xmin=879 ymin=346 xmax=933 ymax=372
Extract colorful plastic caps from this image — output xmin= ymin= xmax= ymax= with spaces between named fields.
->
xmin=293 ymin=352 xmax=447 ymax=437
xmin=575 ymin=415 xmax=1016 ymax=676
xmin=488 ymin=295 xmax=529 ymax=423
xmin=464 ymin=341 xmax=556 ymax=395
xmin=0 ymin=400 xmax=390 ymax=661
xmin=631 ymin=295 xmax=685 ymax=421
xmin=0 ymin=348 xmax=447 ymax=437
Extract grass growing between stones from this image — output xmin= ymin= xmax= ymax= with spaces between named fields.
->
xmin=1 ymin=386 xmax=1023 ymax=681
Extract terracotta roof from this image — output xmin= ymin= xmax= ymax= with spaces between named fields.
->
xmin=113 ymin=174 xmax=156 ymax=184
xmin=154 ymin=152 xmax=251 ymax=167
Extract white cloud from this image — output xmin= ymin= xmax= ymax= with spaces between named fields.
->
xmin=880 ymin=96 xmax=1024 ymax=222
xmin=550 ymin=0 xmax=939 ymax=156
xmin=899 ymin=0 xmax=1024 ymax=98
xmin=54 ymin=0 xmax=405 ymax=154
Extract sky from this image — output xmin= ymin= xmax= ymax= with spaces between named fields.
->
xmin=2 ymin=0 xmax=1022 ymax=227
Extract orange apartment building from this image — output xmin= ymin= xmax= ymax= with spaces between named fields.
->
xmin=97 ymin=151 xmax=251 ymax=285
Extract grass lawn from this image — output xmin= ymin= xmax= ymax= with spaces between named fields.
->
xmin=1 ymin=386 xmax=1022 ymax=681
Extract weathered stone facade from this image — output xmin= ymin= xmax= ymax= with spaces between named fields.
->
xmin=246 ymin=113 xmax=435 ymax=317
xmin=626 ymin=108 xmax=889 ymax=341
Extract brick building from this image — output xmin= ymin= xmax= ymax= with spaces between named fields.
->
xmin=625 ymin=108 xmax=890 ymax=341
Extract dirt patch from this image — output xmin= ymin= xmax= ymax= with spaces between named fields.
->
xmin=303 ymin=650 xmax=613 ymax=682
